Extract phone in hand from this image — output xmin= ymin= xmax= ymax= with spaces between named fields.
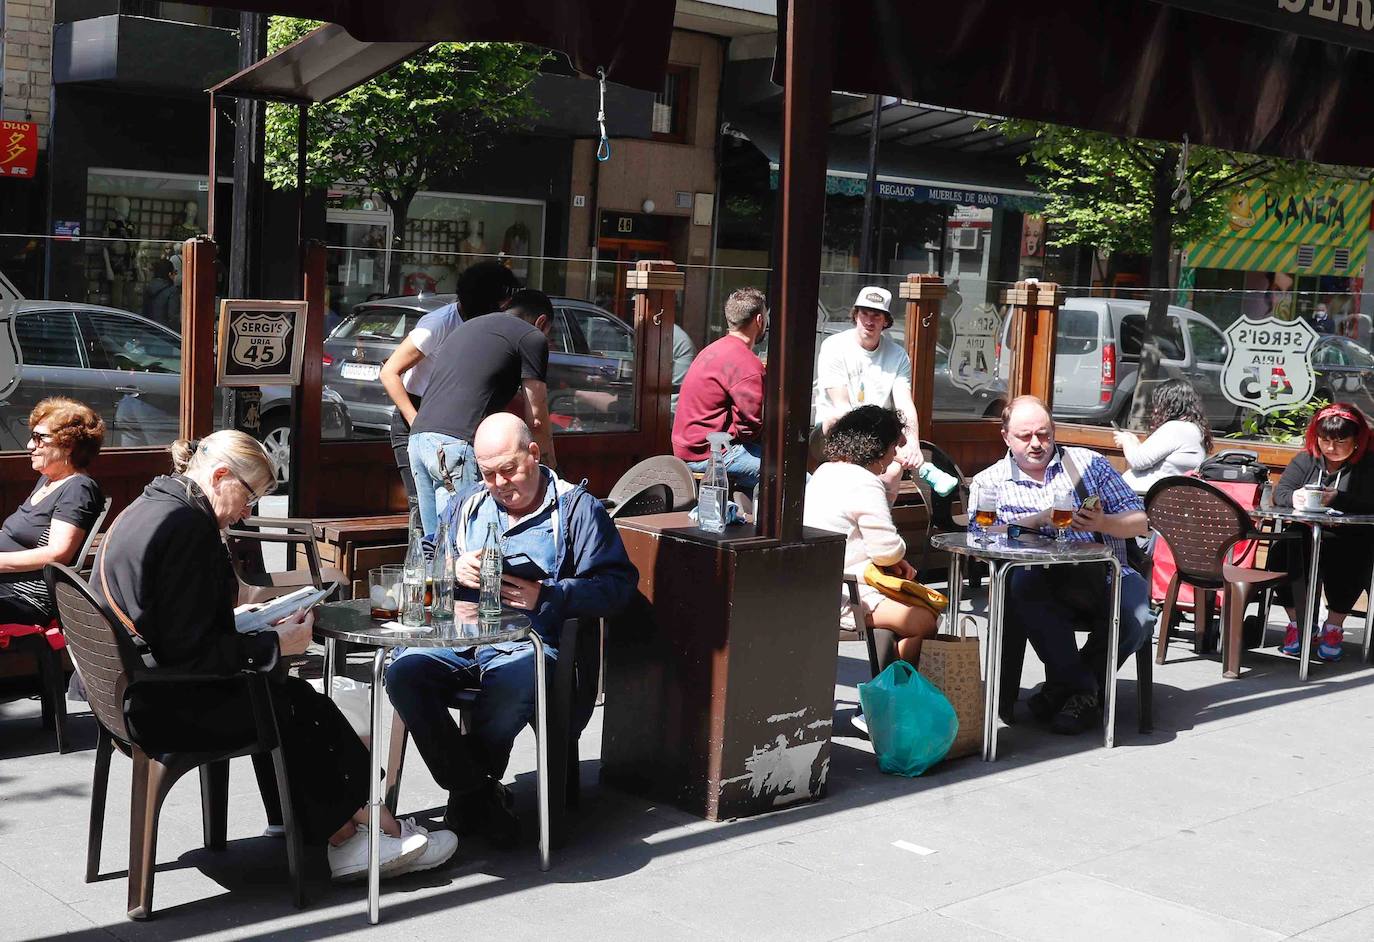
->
xmin=1080 ymin=495 xmax=1101 ymax=512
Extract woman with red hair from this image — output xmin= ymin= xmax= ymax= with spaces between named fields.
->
xmin=1269 ymin=402 xmax=1374 ymax=660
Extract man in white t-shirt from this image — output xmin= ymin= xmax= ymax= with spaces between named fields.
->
xmin=379 ymin=262 xmax=519 ymax=516
xmin=812 ymin=286 xmax=957 ymax=495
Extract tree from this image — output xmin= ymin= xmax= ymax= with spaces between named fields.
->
xmin=995 ymin=121 xmax=1343 ymax=426
xmin=264 ymin=18 xmax=547 ymax=293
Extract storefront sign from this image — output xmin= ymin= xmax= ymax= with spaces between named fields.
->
xmin=216 ymin=299 xmax=309 ymax=387
xmin=947 ymin=303 xmax=1001 ymax=394
xmin=1220 ymin=315 xmax=1318 ymax=414
xmin=0 ymin=121 xmax=38 ymax=179
xmin=875 ymin=181 xmax=1006 ymax=208
xmin=52 ymin=221 xmax=81 ymax=241
xmin=1159 ymin=1 xmax=1374 ymax=55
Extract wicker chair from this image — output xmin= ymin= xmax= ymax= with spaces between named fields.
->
xmin=1146 ymin=476 xmax=1296 ymax=678
xmin=47 ymin=563 xmax=305 ymax=920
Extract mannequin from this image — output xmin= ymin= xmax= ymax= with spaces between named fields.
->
xmin=102 ymin=196 xmax=137 ymax=310
xmin=170 ymin=200 xmax=200 ymax=242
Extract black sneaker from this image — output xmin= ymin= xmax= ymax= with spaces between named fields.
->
xmin=1026 ymin=682 xmax=1071 ymax=723
xmin=1050 ymin=691 xmax=1101 ymax=736
xmin=445 ymin=779 xmax=520 ymax=849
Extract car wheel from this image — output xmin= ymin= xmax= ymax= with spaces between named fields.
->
xmin=258 ymin=412 xmax=291 ymax=486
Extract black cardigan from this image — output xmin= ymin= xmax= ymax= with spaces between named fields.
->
xmin=1274 ymin=450 xmax=1374 ymax=515
xmin=92 ymin=474 xmax=278 ymax=674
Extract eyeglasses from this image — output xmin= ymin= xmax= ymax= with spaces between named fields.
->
xmin=28 ymin=430 xmax=53 ymax=445
xmin=225 ymin=468 xmax=269 ymax=506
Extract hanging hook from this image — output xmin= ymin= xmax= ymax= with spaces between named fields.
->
xmin=596 ymin=68 xmax=612 ymax=162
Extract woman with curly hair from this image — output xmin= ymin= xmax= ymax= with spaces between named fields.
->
xmin=0 ymin=397 xmax=105 ymax=623
xmin=804 ymin=405 xmax=939 ymax=666
xmin=1268 ymin=402 xmax=1374 ymax=661
xmin=1111 ymin=379 xmax=1212 ymax=494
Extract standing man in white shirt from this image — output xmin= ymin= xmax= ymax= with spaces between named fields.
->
xmin=378 ymin=262 xmax=519 ymax=517
xmin=813 ymin=286 xmax=958 ymax=495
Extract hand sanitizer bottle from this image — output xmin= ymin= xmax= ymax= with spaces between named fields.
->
xmin=697 ymin=432 xmax=732 ymax=534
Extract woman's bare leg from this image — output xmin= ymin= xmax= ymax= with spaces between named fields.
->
xmin=869 ymin=599 xmax=939 ymax=665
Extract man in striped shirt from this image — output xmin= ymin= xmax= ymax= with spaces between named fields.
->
xmin=969 ymin=396 xmax=1153 ymax=735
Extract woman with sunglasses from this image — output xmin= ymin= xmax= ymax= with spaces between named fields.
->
xmin=93 ymin=430 xmax=456 ymax=880
xmin=1268 ymin=402 xmax=1374 ymax=661
xmin=0 ymin=397 xmax=105 ymax=625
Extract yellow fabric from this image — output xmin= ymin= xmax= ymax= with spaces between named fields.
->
xmin=863 ymin=562 xmax=948 ymax=613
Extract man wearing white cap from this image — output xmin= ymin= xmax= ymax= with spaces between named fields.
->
xmin=813 ymin=286 xmax=957 ymax=495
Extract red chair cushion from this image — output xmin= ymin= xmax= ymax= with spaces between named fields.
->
xmin=0 ymin=620 xmax=63 ymax=651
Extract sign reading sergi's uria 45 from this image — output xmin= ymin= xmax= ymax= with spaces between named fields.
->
xmin=1220 ymin=315 xmax=1318 ymax=415
xmin=947 ymin=303 xmax=1001 ymax=394
xmin=216 ymin=299 xmax=309 ymax=386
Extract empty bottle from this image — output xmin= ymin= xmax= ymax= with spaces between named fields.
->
xmin=401 ymin=508 xmax=427 ymax=627
xmin=478 ymin=521 xmax=504 ymax=620
xmin=430 ymin=513 xmax=454 ymax=623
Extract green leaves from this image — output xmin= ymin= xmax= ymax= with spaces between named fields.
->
xmin=263 ymin=18 xmax=548 ymax=211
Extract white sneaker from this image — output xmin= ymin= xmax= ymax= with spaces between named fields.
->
xmin=851 ymin=711 xmax=869 ymax=737
xmin=396 ymin=818 xmax=459 ymax=873
xmin=327 ymin=828 xmax=428 ymax=881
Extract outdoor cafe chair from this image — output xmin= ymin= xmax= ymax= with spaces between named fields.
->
xmin=46 ymin=562 xmax=306 ymax=920
xmin=384 ymin=616 xmax=600 ymax=848
xmin=1146 ymin=476 xmax=1297 ymax=678
xmin=604 ymin=455 xmax=696 ymax=513
xmin=226 ymin=515 xmax=347 ymax=606
xmin=607 ymin=483 xmax=672 ymax=521
xmin=0 ymin=497 xmax=111 ymax=754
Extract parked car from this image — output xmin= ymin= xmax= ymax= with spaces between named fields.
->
xmin=322 ymin=294 xmax=636 ymax=434
xmin=1311 ymin=333 xmax=1374 ymax=417
xmin=997 ymin=298 xmax=1247 ymax=431
xmin=0 ymin=300 xmax=351 ymax=482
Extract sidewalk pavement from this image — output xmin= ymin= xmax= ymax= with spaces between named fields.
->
xmin=3 ymin=611 xmax=1374 ymax=942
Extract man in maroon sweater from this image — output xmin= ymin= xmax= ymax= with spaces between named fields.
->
xmin=671 ymin=287 xmax=768 ymax=491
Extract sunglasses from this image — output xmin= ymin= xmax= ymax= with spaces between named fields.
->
xmin=28 ymin=430 xmax=54 ymax=445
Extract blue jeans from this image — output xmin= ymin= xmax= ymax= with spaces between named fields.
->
xmin=409 ymin=431 xmax=479 ymax=536
xmin=1005 ymin=567 xmax=1154 ymax=695
xmin=385 ymin=641 xmax=557 ymax=793
xmin=685 ymin=442 xmax=763 ymax=493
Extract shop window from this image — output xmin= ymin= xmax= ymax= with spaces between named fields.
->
xmin=653 ymin=66 xmax=693 ymax=144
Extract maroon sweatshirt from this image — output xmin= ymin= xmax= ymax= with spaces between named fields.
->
xmin=671 ymin=335 xmax=765 ymax=461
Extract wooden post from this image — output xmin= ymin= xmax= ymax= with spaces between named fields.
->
xmin=180 ymin=237 xmax=218 ymax=440
xmin=294 ymin=240 xmax=327 ymax=516
xmin=761 ymin=0 xmax=833 ymax=542
xmin=626 ymin=261 xmax=683 ymax=452
xmin=1002 ymin=280 xmax=1063 ymax=405
xmin=899 ymin=274 xmax=946 ymax=441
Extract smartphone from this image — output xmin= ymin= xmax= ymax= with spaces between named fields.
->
xmin=503 ymin=551 xmax=550 ymax=582
xmin=1080 ymin=495 xmax=1101 ymax=512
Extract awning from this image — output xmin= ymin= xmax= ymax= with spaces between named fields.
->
xmin=186 ymin=0 xmax=674 ymax=93
xmin=209 ymin=24 xmax=427 ymax=103
xmin=776 ymin=0 xmax=1374 ymax=166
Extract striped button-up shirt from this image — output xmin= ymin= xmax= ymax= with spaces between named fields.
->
xmin=969 ymin=446 xmax=1144 ymax=572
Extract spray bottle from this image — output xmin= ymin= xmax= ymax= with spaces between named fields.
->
xmin=697 ymin=431 xmax=732 ymax=534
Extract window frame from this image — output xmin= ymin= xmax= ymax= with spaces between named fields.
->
xmin=652 ymin=65 xmax=694 ymax=145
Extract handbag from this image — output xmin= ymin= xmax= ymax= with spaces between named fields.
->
xmin=863 ymin=562 xmax=949 ymax=614
xmin=917 ymin=615 xmax=984 ymax=759
xmin=857 ymin=660 xmax=958 ymax=777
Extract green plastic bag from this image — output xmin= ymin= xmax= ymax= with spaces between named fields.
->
xmin=858 ymin=660 xmax=958 ymax=777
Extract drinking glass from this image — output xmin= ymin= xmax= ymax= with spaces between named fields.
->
xmin=1051 ymin=494 xmax=1075 ymax=540
xmin=368 ymin=564 xmax=405 ymax=620
xmin=975 ymin=492 xmax=997 ymax=546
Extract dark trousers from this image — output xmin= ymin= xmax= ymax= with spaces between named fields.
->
xmin=0 ymin=591 xmax=51 ymax=625
xmin=127 ymin=675 xmax=368 ymax=844
xmin=389 ymin=395 xmax=421 ymax=517
xmin=1269 ymin=526 xmax=1374 ymax=614
xmin=1004 ymin=566 xmax=1154 ymax=694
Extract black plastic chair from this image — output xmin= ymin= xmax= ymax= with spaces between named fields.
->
xmin=47 ymin=563 xmax=305 ymax=920
xmin=384 ymin=616 xmax=600 ymax=847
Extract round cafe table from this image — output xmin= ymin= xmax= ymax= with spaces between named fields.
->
xmin=930 ymin=531 xmax=1123 ymax=761
xmin=1250 ymin=502 xmax=1374 ymax=681
xmin=314 ymin=600 xmax=545 ymax=925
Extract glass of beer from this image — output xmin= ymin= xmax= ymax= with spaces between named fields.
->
xmin=1051 ymin=494 xmax=1075 ymax=540
xmin=368 ymin=564 xmax=404 ymax=620
xmin=975 ymin=492 xmax=997 ymax=545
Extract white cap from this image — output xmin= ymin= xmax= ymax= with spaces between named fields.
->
xmin=852 ymin=286 xmax=891 ymax=314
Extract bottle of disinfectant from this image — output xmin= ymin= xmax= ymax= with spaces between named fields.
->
xmin=697 ymin=432 xmax=732 ymax=534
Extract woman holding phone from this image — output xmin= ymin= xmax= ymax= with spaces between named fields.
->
xmin=94 ymin=431 xmax=456 ymax=879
